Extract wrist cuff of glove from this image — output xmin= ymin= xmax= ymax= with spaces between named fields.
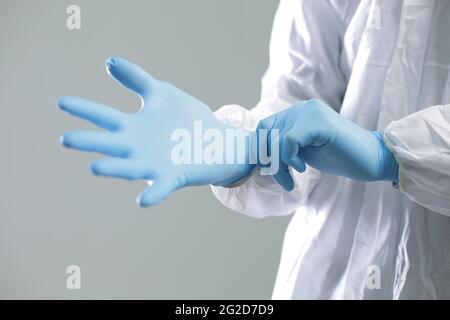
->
xmin=378 ymin=131 xmax=400 ymax=184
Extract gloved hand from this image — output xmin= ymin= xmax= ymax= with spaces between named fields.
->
xmin=257 ymin=99 xmax=399 ymax=191
xmin=59 ymin=57 xmax=254 ymax=207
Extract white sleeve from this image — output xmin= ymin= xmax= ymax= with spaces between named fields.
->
xmin=211 ymin=0 xmax=359 ymax=218
xmin=384 ymin=105 xmax=450 ymax=217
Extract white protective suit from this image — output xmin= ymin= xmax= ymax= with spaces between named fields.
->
xmin=212 ymin=0 xmax=450 ymax=299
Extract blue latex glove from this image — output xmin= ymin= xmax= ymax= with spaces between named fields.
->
xmin=59 ymin=57 xmax=254 ymax=207
xmin=257 ymin=99 xmax=399 ymax=191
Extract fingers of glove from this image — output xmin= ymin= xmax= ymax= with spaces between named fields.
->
xmin=137 ymin=178 xmax=178 ymax=208
xmin=281 ymin=133 xmax=306 ymax=173
xmin=58 ymin=96 xmax=123 ymax=131
xmin=256 ymin=116 xmax=277 ymax=166
xmin=106 ymin=57 xmax=157 ymax=98
xmin=90 ymin=158 xmax=151 ymax=180
xmin=61 ymin=130 xmax=130 ymax=157
xmin=274 ymin=163 xmax=294 ymax=191
xmin=290 ymin=157 xmax=308 ymax=174
xmin=256 ymin=115 xmax=277 ymax=131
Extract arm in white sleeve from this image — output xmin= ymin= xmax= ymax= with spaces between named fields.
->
xmin=384 ymin=104 xmax=450 ymax=216
xmin=211 ymin=0 xmax=359 ymax=218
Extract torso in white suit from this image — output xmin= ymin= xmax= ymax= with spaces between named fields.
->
xmin=212 ymin=0 xmax=450 ymax=299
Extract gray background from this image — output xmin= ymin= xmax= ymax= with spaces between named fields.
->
xmin=0 ymin=0 xmax=291 ymax=299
